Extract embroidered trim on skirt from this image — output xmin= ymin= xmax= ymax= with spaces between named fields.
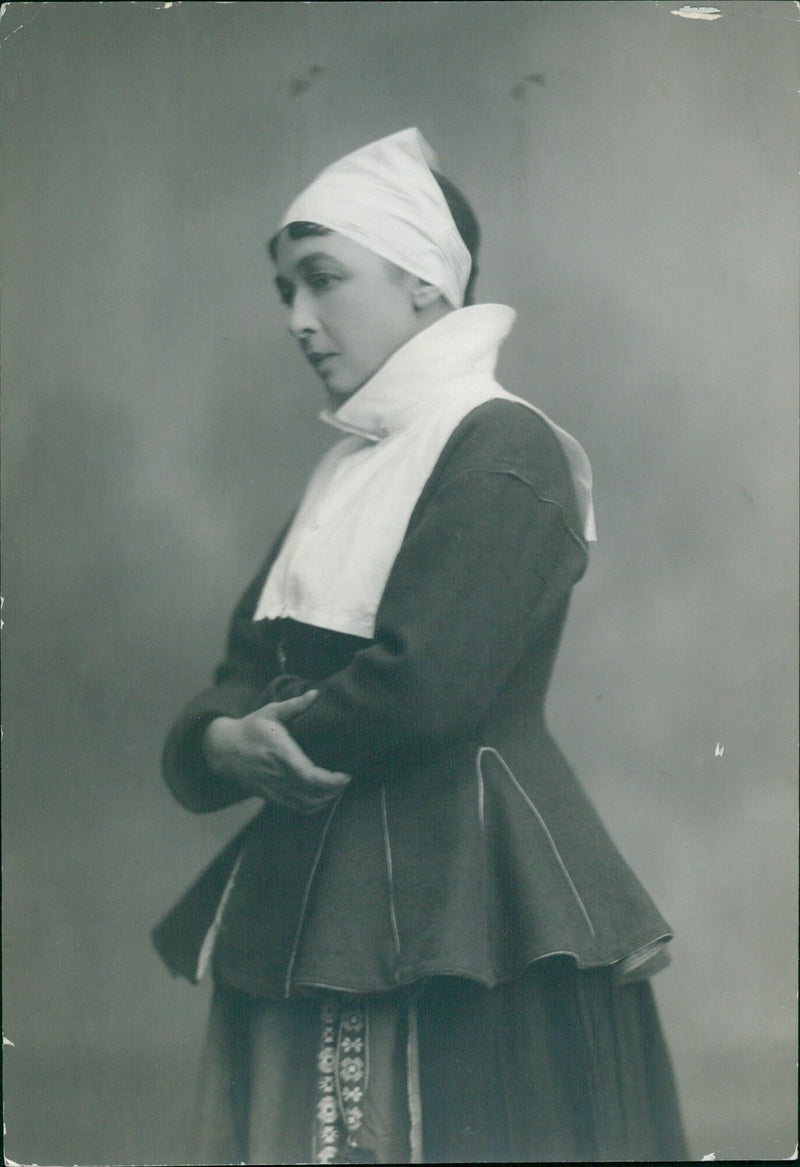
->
xmin=189 ymin=959 xmax=688 ymax=1164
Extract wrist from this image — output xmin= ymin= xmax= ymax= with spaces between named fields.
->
xmin=201 ymin=716 xmax=237 ymax=775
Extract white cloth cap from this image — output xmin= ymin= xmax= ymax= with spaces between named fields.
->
xmin=278 ymin=128 xmax=472 ymax=308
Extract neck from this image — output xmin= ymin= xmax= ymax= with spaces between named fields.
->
xmin=415 ymin=299 xmax=454 ymax=331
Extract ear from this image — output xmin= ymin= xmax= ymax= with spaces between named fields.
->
xmin=411 ymin=279 xmax=443 ymax=311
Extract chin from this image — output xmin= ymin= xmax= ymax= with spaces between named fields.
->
xmin=326 ymin=386 xmax=357 ymax=407
xmin=324 ymin=375 xmax=363 ymax=404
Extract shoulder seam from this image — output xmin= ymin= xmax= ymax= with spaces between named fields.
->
xmin=441 ymin=466 xmax=589 ymax=557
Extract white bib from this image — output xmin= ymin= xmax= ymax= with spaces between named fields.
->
xmin=253 ymin=305 xmax=596 ymax=639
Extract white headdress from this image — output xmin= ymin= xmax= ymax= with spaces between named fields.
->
xmin=278 ymin=127 xmax=471 ymax=308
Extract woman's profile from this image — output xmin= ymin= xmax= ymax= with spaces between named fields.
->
xmin=153 ymin=127 xmax=688 ymax=1164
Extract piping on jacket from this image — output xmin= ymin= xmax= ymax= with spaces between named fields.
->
xmin=462 ymin=467 xmax=590 ymax=559
xmin=613 ymin=936 xmax=673 ymax=982
xmin=476 ymin=746 xmax=597 ymax=940
xmin=381 ymin=785 xmax=403 ymax=965
xmin=475 ymin=750 xmax=486 ymax=832
xmin=284 ymin=794 xmax=344 ymax=998
xmin=529 ymin=487 xmax=590 ymax=557
xmin=195 ymin=848 xmax=245 ymax=982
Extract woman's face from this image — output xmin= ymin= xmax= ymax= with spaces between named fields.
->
xmin=273 ymin=229 xmax=426 ymax=403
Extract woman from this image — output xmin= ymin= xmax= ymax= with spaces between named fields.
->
xmin=154 ymin=128 xmax=687 ymax=1163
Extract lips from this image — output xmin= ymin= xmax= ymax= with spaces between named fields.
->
xmin=307 ymin=351 xmax=337 ymax=368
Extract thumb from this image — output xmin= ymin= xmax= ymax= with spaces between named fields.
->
xmin=272 ymin=688 xmax=319 ymax=722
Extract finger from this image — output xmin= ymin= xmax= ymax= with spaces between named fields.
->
xmin=306 ymin=767 xmax=352 ymax=789
xmin=258 ymin=742 xmax=349 ymax=798
xmin=250 ymin=720 xmax=351 ymax=794
xmin=246 ymin=764 xmax=310 ymax=809
xmin=257 ymin=721 xmax=331 ymax=785
xmin=270 ymin=689 xmax=320 ymax=722
xmin=265 ymin=786 xmax=319 ymax=813
xmin=254 ymin=765 xmax=341 ymax=813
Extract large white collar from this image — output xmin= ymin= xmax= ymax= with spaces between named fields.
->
xmin=253 ymin=302 xmax=595 ymax=637
xmin=319 ymin=304 xmax=517 ymax=442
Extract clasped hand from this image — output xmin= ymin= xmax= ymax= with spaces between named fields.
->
xmin=202 ymin=690 xmax=351 ymax=814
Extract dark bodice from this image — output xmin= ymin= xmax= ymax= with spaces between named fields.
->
xmin=154 ymin=401 xmax=673 ymax=998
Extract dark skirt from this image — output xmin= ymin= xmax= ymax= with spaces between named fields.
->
xmin=191 ymin=958 xmax=688 ymax=1164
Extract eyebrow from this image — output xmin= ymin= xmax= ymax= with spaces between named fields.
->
xmin=273 ymin=252 xmax=347 ymax=297
xmin=294 ymin=252 xmax=344 ymax=274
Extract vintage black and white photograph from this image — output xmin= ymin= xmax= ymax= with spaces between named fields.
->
xmin=1 ymin=1 xmax=797 ymax=1163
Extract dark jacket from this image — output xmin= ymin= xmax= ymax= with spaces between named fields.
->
xmin=153 ymin=401 xmax=672 ymax=998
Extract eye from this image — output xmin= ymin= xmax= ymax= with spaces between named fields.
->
xmin=308 ymin=272 xmax=339 ymax=293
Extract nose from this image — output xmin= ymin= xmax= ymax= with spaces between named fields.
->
xmin=287 ymin=286 xmax=319 ymax=338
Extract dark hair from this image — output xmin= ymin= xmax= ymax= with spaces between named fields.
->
xmin=431 ymin=170 xmax=480 ymax=306
xmin=268 ymin=171 xmax=481 ymax=306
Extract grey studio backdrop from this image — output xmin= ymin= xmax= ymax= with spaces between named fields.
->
xmin=1 ymin=2 xmax=797 ymax=1163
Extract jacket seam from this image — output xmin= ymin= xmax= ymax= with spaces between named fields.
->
xmin=381 ymin=785 xmax=403 ymax=965
xmin=475 ymin=749 xmax=486 ymax=833
xmin=441 ymin=467 xmax=589 ymax=556
xmin=284 ymin=795 xmax=343 ymax=998
xmin=477 ymin=746 xmax=597 ymax=939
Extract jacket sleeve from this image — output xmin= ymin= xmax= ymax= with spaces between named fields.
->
xmin=161 ymin=532 xmax=288 ymax=813
xmin=289 ymin=412 xmax=590 ymax=779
